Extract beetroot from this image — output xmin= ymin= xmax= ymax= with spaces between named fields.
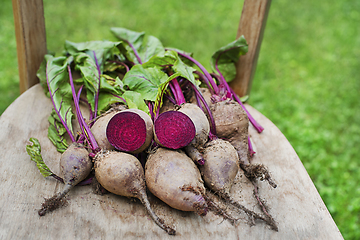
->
xmin=106 ymin=109 xmax=153 ymax=154
xmin=210 ymin=100 xmax=249 ymax=165
xmin=179 ymin=103 xmax=210 ymax=164
xmin=209 ymin=99 xmax=276 ymax=187
xmin=38 ymin=142 xmax=92 ymax=216
xmin=199 ymin=138 xmax=278 ymax=230
xmin=37 ymin=65 xmax=99 ymax=216
xmin=145 ymin=147 xmax=239 ymax=225
xmin=94 ymin=151 xmax=176 ymax=235
xmin=145 ymin=147 xmax=208 ymax=215
xmin=200 ymin=138 xmax=239 ymax=195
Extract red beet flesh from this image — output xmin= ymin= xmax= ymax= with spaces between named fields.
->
xmin=154 ymin=111 xmax=196 ymax=149
xmin=106 ymin=111 xmax=146 ymax=152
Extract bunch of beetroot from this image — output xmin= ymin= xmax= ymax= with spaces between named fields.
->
xmin=26 ymin=27 xmax=278 ymax=235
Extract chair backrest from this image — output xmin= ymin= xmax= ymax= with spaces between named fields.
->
xmin=12 ymin=0 xmax=271 ymax=97
xmin=12 ymin=0 xmax=47 ymax=94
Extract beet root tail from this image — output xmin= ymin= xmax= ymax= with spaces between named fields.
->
xmin=138 ymin=191 xmax=176 ymax=235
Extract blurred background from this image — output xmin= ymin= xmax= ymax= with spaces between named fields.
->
xmin=1 ymin=0 xmax=359 ymax=238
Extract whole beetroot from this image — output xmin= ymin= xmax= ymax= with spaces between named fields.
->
xmin=94 ymin=151 xmax=175 ymax=235
xmin=38 ymin=142 xmax=92 ymax=216
xmin=209 ymin=99 xmax=276 ymax=188
xmin=199 ymin=138 xmax=239 ymax=195
xmin=199 ymin=138 xmax=278 ymax=230
xmin=145 ymin=147 xmax=208 ymax=215
xmin=209 ymin=100 xmax=249 ymax=165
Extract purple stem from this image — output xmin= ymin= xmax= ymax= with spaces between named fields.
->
xmin=92 ymin=51 xmax=101 ymax=120
xmin=165 ymin=94 xmax=176 ymax=105
xmin=148 ymin=101 xmax=155 ymax=122
xmin=168 ymin=82 xmax=177 ymax=103
xmin=194 ymin=71 xmax=213 ymax=93
xmin=46 ymin=62 xmax=76 ymax=142
xmin=213 ymin=49 xmax=264 ymax=133
xmin=248 ymin=136 xmax=256 ymax=157
xmin=126 ymin=41 xmax=142 ymax=64
xmin=191 ymin=84 xmax=217 ymax=137
xmin=110 ymin=93 xmax=127 ymax=103
xmin=108 ymin=60 xmax=130 ymax=72
xmin=231 ymin=88 xmax=264 ymax=133
xmin=214 ymin=57 xmax=233 ymax=95
xmin=68 ymin=66 xmax=100 ymax=153
xmin=170 ymin=78 xmax=186 ymax=105
xmin=173 ymin=50 xmax=219 ymax=95
xmin=51 ymin=174 xmax=64 ymax=183
xmin=77 ymin=176 xmax=94 ymax=186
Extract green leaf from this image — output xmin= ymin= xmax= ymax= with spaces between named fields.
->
xmin=138 ymin=35 xmax=165 ymax=63
xmin=74 ymin=53 xmax=100 ymax=92
xmin=111 ymin=28 xmax=145 ymax=64
xmin=111 ymin=27 xmax=145 ymax=50
xmin=142 ymin=50 xmax=178 ymax=68
xmin=210 ymin=36 xmax=248 ymax=82
xmin=65 ymin=40 xmax=122 ymax=69
xmin=122 ymin=91 xmax=149 ymax=114
xmin=46 ymin=55 xmax=75 ymax=139
xmin=122 ymin=64 xmax=169 ymax=101
xmin=165 ymin=47 xmax=195 ymax=66
xmin=65 ymin=40 xmax=124 ymax=115
xmin=111 ymin=27 xmax=165 ymax=64
xmin=48 ymin=110 xmax=69 ymax=153
xmin=144 ymin=50 xmax=200 ymax=87
xmin=97 ymin=92 xmax=125 ymax=113
xmin=240 ymin=95 xmax=249 ymax=103
xmin=172 ymin=53 xmax=199 ymax=86
xmin=101 ymin=75 xmax=125 ymax=96
xmin=73 ymin=53 xmax=101 ymax=112
xmin=26 ymin=138 xmax=54 ymax=178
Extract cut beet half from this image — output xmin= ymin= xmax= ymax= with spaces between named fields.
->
xmin=106 ymin=111 xmax=147 ymax=153
xmin=154 ymin=111 xmax=196 ymax=149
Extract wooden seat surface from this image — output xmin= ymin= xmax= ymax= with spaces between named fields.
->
xmin=0 ymin=84 xmax=343 ymax=240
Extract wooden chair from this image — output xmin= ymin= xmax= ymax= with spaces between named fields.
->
xmin=0 ymin=0 xmax=343 ymax=239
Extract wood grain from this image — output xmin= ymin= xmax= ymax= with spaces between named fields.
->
xmin=0 ymin=84 xmax=344 ymax=239
xmin=230 ymin=0 xmax=272 ymax=97
xmin=12 ymin=0 xmax=47 ymax=93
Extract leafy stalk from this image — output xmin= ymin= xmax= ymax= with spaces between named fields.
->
xmin=127 ymin=41 xmax=143 ymax=64
xmin=26 ymin=138 xmax=63 ymax=182
xmin=210 ymin=37 xmax=264 ymax=133
xmin=111 ymin=27 xmax=165 ymax=64
xmin=174 ymin=50 xmax=219 ymax=95
xmin=68 ymin=65 xmax=100 ymax=153
xmin=93 ymin=51 xmax=101 ymax=120
xmin=46 ymin=56 xmax=76 ymax=143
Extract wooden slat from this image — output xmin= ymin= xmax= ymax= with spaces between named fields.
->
xmin=12 ymin=0 xmax=47 ymax=93
xmin=230 ymin=0 xmax=272 ymax=97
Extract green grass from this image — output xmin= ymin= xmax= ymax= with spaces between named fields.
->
xmin=1 ymin=0 xmax=359 ymax=238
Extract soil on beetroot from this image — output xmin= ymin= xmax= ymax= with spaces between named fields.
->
xmin=38 ymin=195 xmax=68 ymax=216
